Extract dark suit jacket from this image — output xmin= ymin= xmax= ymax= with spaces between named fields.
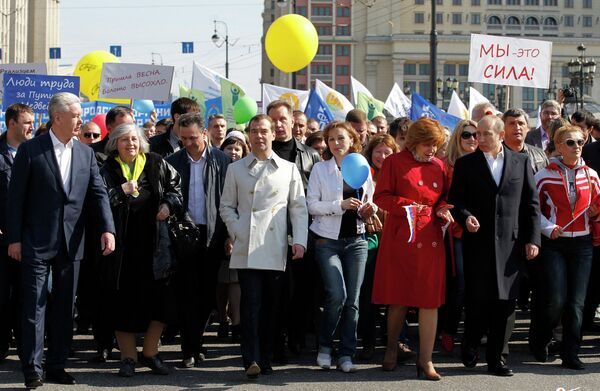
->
xmin=7 ymin=132 xmax=115 ymax=261
xmin=524 ymin=127 xmax=543 ymax=149
xmin=449 ymin=147 xmax=541 ymax=302
xmin=166 ymin=146 xmax=230 ymax=249
xmin=583 ymin=141 xmax=600 ymax=173
xmin=149 ymin=125 xmax=175 ymax=158
xmin=0 ymin=133 xmax=14 ymax=246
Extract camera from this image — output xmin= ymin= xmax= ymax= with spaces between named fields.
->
xmin=562 ymin=87 xmax=576 ymax=98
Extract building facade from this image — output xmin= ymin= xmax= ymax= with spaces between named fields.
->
xmin=0 ymin=0 xmax=60 ymax=74
xmin=263 ymin=0 xmax=599 ymax=114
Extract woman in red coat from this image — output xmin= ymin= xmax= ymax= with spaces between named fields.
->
xmin=372 ymin=118 xmax=453 ymax=380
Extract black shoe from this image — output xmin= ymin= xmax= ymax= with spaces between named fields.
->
xmin=217 ymin=322 xmax=230 ymax=338
xmin=118 ymin=358 xmax=136 ymax=377
xmin=561 ymin=356 xmax=585 ymax=370
xmin=24 ymin=375 xmax=43 ymax=389
xmin=245 ymin=361 xmax=260 ymax=379
xmin=261 ymin=365 xmax=274 ymax=375
xmin=487 ymin=363 xmax=514 ymax=377
xmin=548 ymin=340 xmax=561 ymax=355
xmin=92 ymin=348 xmax=112 ymax=363
xmin=272 ymin=349 xmax=288 ymax=364
xmin=530 ymin=343 xmax=548 ymax=363
xmin=461 ymin=346 xmax=479 ymax=368
xmin=230 ymin=324 xmax=241 ymax=341
xmin=45 ymin=369 xmax=76 ymax=385
xmin=0 ymin=346 xmax=8 ymax=362
xmin=140 ymin=354 xmax=169 ymax=375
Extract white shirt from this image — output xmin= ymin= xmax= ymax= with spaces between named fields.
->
xmin=49 ymin=130 xmax=74 ymax=193
xmin=169 ymin=131 xmax=182 ymax=153
xmin=483 ymin=146 xmax=505 ymax=186
xmin=187 ymin=148 xmax=207 ymax=225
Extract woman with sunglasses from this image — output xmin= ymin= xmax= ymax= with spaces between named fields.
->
xmin=529 ymin=125 xmax=600 ymax=370
xmin=437 ymin=120 xmax=478 ymax=353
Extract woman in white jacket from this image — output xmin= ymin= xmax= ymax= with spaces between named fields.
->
xmin=307 ymin=121 xmax=377 ymax=373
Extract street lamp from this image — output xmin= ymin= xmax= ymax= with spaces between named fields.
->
xmin=211 ymin=20 xmax=230 ymax=78
xmin=567 ymin=43 xmax=596 ymax=109
xmin=437 ymin=77 xmax=458 ymax=108
xmin=546 ymin=79 xmax=558 ymax=101
xmin=404 ymin=83 xmax=412 ymax=96
xmin=430 ymin=0 xmax=438 ymax=103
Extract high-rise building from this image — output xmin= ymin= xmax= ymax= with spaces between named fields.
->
xmin=263 ymin=0 xmax=599 ymax=114
xmin=262 ymin=0 xmax=354 ymax=99
xmin=0 ymin=0 xmax=60 ymax=74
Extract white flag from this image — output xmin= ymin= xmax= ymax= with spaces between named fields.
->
xmin=384 ymin=83 xmax=411 ymax=118
xmin=261 ymin=84 xmax=310 ymax=113
xmin=468 ymin=87 xmax=491 ymax=120
xmin=447 ymin=90 xmax=469 ymax=121
xmin=192 ymin=62 xmax=224 ymax=100
xmin=314 ymin=79 xmax=354 ymax=121
xmin=350 ymin=76 xmax=373 ymax=106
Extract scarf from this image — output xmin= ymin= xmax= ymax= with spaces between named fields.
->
xmin=115 ymin=153 xmax=146 ymax=197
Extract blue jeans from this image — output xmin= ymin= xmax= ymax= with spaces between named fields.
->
xmin=315 ymin=235 xmax=367 ymax=358
xmin=530 ymin=235 xmax=593 ymax=358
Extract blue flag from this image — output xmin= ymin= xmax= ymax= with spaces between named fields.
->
xmin=410 ymin=92 xmax=461 ymax=132
xmin=204 ymin=97 xmax=223 ymax=124
xmin=304 ymin=89 xmax=334 ymax=130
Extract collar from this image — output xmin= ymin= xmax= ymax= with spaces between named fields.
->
xmin=483 ymin=145 xmax=504 ymax=160
xmin=245 ymin=151 xmax=278 ymax=168
xmin=186 ymin=147 xmax=207 ymax=163
xmin=49 ymin=129 xmax=74 ymax=148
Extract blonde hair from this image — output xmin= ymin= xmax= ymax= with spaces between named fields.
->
xmin=446 ymin=119 xmax=478 ymax=166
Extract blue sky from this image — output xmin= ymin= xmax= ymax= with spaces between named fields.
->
xmin=59 ymin=0 xmax=264 ymax=98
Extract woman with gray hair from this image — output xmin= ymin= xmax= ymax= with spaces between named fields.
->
xmin=100 ymin=123 xmax=183 ymax=377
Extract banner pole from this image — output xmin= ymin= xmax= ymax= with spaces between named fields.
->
xmin=505 ymin=85 xmax=510 ymax=112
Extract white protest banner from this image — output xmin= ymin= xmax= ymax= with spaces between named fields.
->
xmin=262 ymin=84 xmax=310 ymax=112
xmin=384 ymin=83 xmax=411 ymax=118
xmin=468 ymin=33 xmax=552 ymax=89
xmin=314 ymin=79 xmax=354 ymax=121
xmin=99 ymin=63 xmax=174 ymax=101
xmin=0 ymin=63 xmax=48 ymax=102
xmin=192 ymin=62 xmax=223 ymax=100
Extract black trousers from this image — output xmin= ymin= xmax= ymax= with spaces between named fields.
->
xmin=463 ymin=299 xmax=515 ymax=366
xmin=20 ymin=250 xmax=79 ymax=378
xmin=0 ymin=246 xmax=21 ymax=354
xmin=238 ymin=269 xmax=285 ymax=369
xmin=582 ymin=246 xmax=600 ymax=328
xmin=177 ymin=225 xmax=219 ymax=357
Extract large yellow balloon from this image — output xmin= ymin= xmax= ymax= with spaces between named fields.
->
xmin=265 ymin=14 xmax=318 ymax=73
xmin=74 ymin=51 xmax=119 ymax=99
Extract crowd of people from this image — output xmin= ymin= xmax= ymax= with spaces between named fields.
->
xmin=1 ymin=90 xmax=600 ymax=388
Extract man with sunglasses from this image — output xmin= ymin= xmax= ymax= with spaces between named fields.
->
xmin=78 ymin=122 xmax=102 ymax=145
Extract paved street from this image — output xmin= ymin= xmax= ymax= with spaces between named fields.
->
xmin=1 ymin=312 xmax=599 ymax=390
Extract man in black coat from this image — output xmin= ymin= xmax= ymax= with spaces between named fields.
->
xmin=165 ymin=113 xmax=230 ymax=368
xmin=7 ymin=93 xmax=115 ymax=388
xmin=0 ymin=104 xmax=34 ymax=362
xmin=449 ymin=115 xmax=541 ymax=377
xmin=150 ymin=98 xmax=200 ymax=158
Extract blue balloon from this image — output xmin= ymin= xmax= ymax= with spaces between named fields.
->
xmin=340 ymin=153 xmax=370 ymax=189
xmin=133 ymin=99 xmax=155 ymax=113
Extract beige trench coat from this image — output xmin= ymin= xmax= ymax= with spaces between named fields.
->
xmin=219 ymin=152 xmax=308 ymax=271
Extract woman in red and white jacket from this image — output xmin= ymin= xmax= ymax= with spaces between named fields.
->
xmin=530 ymin=124 xmax=600 ymax=370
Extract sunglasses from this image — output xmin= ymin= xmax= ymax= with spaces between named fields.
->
xmin=83 ymin=132 xmax=101 ymax=139
xmin=562 ymin=139 xmax=585 ymax=147
xmin=460 ymin=131 xmax=477 ymax=140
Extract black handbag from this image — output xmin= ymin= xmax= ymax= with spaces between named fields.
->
xmin=167 ymin=213 xmax=202 ymax=260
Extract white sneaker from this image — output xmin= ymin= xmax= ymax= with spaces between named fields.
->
xmin=317 ymin=352 xmax=331 ymax=369
xmin=337 ymin=359 xmax=357 ymax=373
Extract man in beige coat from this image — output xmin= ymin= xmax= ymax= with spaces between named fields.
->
xmin=219 ymin=114 xmax=308 ymax=379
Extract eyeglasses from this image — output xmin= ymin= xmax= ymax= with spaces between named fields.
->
xmin=83 ymin=132 xmax=101 ymax=139
xmin=460 ymin=131 xmax=477 ymax=140
xmin=562 ymin=139 xmax=585 ymax=147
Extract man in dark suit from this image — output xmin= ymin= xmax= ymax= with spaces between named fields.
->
xmin=166 ymin=113 xmax=230 ymax=368
xmin=449 ymin=115 xmax=541 ymax=377
xmin=525 ymin=100 xmax=561 ymax=151
xmin=0 ymin=104 xmax=34 ymax=362
xmin=150 ymin=97 xmax=200 ymax=158
xmin=7 ymin=92 xmax=115 ymax=388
